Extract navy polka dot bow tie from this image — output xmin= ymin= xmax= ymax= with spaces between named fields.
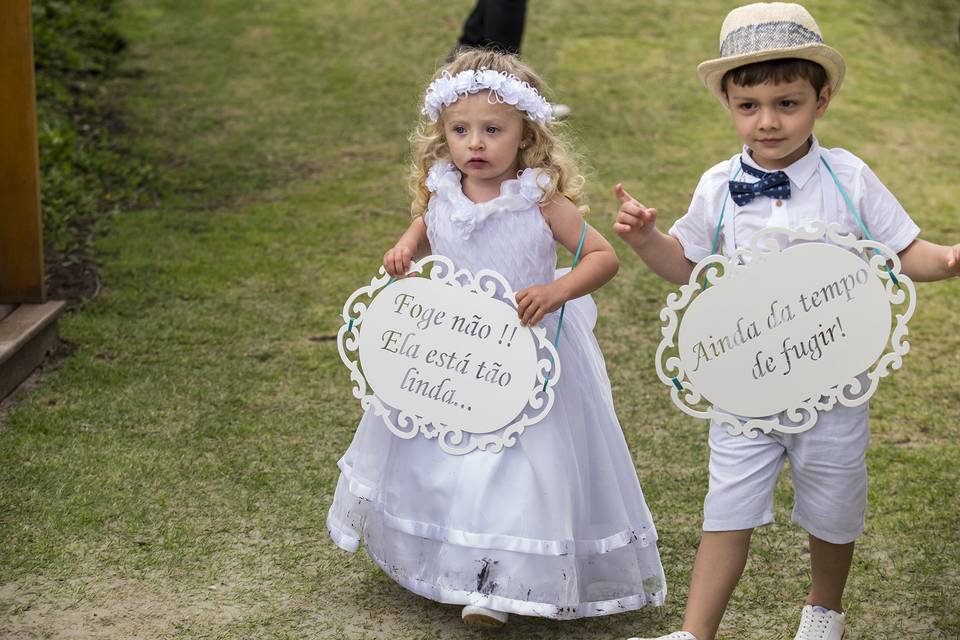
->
xmin=728 ymin=159 xmax=791 ymax=206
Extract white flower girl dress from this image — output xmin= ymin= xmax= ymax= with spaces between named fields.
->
xmin=327 ymin=162 xmax=666 ymax=619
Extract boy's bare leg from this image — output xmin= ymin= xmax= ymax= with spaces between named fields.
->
xmin=807 ymin=535 xmax=854 ymax=612
xmin=681 ymin=529 xmax=753 ymax=640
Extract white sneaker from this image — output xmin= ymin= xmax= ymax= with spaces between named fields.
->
xmin=626 ymin=632 xmax=697 ymax=640
xmin=794 ymin=605 xmax=845 ymax=640
xmin=461 ymin=605 xmax=508 ymax=627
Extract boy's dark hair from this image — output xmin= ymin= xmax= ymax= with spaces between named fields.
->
xmin=721 ymin=58 xmax=828 ymax=96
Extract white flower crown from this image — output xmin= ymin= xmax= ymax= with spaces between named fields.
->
xmin=421 ymin=68 xmax=553 ymax=124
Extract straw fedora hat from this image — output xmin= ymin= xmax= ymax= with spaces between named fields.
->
xmin=697 ymin=2 xmax=845 ymax=104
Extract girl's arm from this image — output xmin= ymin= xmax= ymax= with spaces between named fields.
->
xmin=515 ymin=196 xmax=618 ymax=327
xmin=897 ymin=238 xmax=960 ymax=282
xmin=612 ymin=183 xmax=695 ymax=285
xmin=383 ymin=216 xmax=431 ymax=277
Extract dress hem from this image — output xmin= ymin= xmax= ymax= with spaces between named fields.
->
xmin=327 ymin=514 xmax=360 ymax=553
xmin=365 ymin=544 xmax=666 ymax=620
xmin=333 ymin=462 xmax=659 ymax=557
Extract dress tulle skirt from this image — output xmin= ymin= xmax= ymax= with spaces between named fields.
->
xmin=327 ymin=296 xmax=666 ymax=619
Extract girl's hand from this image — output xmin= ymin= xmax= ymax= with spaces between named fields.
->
xmin=383 ymin=245 xmax=413 ymax=277
xmin=612 ymin=183 xmax=658 ymax=249
xmin=515 ymin=283 xmax=566 ymax=327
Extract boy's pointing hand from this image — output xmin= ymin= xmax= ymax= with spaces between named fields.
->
xmin=613 ymin=183 xmax=658 ymax=249
xmin=947 ymin=243 xmax=960 ymax=277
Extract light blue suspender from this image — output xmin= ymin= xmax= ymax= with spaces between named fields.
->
xmin=705 ymin=155 xmax=900 ymax=288
xmin=820 ymin=157 xmax=901 ymax=288
xmin=703 ymin=165 xmax=743 ymax=290
xmin=709 ymin=166 xmax=743 ymax=258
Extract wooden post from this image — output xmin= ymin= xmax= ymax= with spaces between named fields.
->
xmin=0 ymin=0 xmax=45 ymax=303
xmin=0 ymin=1 xmax=67 ymax=401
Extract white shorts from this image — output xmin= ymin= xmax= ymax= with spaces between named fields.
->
xmin=703 ymin=402 xmax=870 ymax=544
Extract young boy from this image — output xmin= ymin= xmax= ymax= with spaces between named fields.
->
xmin=613 ymin=3 xmax=960 ymax=640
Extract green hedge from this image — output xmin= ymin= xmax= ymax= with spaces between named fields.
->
xmin=32 ymin=0 xmax=150 ymax=254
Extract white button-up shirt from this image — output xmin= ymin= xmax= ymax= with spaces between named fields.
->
xmin=669 ymin=136 xmax=920 ymax=261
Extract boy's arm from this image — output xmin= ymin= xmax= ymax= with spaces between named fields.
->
xmin=853 ymin=162 xmax=956 ymax=281
xmin=383 ymin=216 xmax=430 ymax=277
xmin=612 ymin=183 xmax=696 ymax=285
xmin=897 ymin=238 xmax=960 ymax=282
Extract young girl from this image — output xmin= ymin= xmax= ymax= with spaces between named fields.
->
xmin=327 ymin=49 xmax=665 ymax=627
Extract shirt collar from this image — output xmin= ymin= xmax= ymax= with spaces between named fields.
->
xmin=740 ymin=135 xmax=820 ymax=189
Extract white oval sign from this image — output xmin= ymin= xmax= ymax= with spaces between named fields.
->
xmin=357 ymin=276 xmax=538 ymax=434
xmin=678 ymin=242 xmax=890 ymax=417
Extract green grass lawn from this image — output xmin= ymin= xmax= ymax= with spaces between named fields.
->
xmin=2 ymin=1 xmax=958 ymax=638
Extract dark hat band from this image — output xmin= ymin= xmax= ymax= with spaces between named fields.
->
xmin=719 ymin=20 xmax=823 ymax=57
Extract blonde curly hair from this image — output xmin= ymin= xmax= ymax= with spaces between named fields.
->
xmin=409 ymin=49 xmax=586 ymax=217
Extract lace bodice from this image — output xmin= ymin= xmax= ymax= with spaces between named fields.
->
xmin=424 ymin=162 xmax=557 ymax=291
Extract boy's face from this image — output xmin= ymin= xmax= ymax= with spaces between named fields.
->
xmin=725 ymin=77 xmax=831 ymax=170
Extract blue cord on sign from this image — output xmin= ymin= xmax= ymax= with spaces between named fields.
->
xmin=542 ymin=221 xmax=588 ymax=393
xmin=347 ymin=276 xmax=398 ymax=332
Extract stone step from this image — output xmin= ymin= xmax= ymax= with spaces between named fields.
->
xmin=0 ymin=301 xmax=66 ymax=400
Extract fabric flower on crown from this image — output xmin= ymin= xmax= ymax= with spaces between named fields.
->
xmin=498 ymin=80 xmax=522 ymax=106
xmin=451 ymin=71 xmax=473 ymax=96
xmin=421 ymin=69 xmax=554 ymax=124
xmin=476 ymin=69 xmax=505 ymax=91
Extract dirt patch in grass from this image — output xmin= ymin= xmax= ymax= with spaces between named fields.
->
xmin=0 ymin=575 xmax=250 ymax=639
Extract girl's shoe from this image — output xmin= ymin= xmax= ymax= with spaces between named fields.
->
xmin=461 ymin=605 xmax=508 ymax=627
xmin=627 ymin=633 xmax=697 ymax=640
xmin=794 ymin=605 xmax=845 ymax=640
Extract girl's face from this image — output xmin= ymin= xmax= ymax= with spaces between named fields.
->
xmin=442 ymin=93 xmax=526 ymax=192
